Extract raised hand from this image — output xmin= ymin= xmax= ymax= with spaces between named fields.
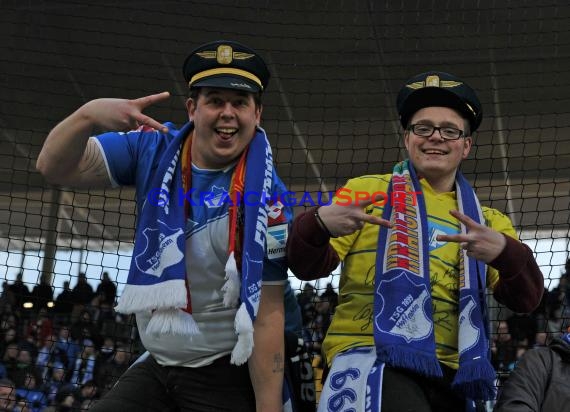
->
xmin=82 ymin=91 xmax=171 ymax=133
xmin=436 ymin=209 xmax=506 ymax=263
xmin=316 ymin=194 xmax=391 ymax=237
xmin=37 ymin=91 xmax=172 ymax=188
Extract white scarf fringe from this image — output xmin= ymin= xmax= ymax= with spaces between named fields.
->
xmin=145 ymin=307 xmax=200 ymax=336
xmin=230 ymin=302 xmax=254 ymax=365
xmin=222 ymin=251 xmax=241 ymax=307
xmin=116 ymin=280 xmax=187 ymax=313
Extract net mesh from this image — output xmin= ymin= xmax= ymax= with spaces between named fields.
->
xmin=1 ymin=0 xmax=569 ymax=407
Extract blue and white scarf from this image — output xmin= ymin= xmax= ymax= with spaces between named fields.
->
xmin=70 ymin=354 xmax=96 ymax=387
xmin=115 ymin=123 xmax=273 ymax=365
xmin=374 ymin=159 xmax=495 ymax=400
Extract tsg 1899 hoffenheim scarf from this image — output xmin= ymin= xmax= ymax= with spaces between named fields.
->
xmin=374 ymin=159 xmax=496 ymax=401
xmin=116 ymin=123 xmax=273 ymax=365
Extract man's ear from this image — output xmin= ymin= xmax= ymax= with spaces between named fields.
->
xmin=462 ymin=136 xmax=473 ymax=158
xmin=255 ymin=104 xmax=263 ymax=126
xmin=186 ymin=98 xmax=196 ymax=120
xmin=403 ymin=129 xmax=411 ymax=151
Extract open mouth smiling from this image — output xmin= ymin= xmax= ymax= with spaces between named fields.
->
xmin=216 ymin=127 xmax=238 ymax=139
xmin=422 ymin=148 xmax=448 ymax=155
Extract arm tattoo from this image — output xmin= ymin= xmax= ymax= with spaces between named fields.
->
xmin=79 ymin=139 xmax=107 ymax=178
xmin=272 ymin=352 xmax=284 ymax=373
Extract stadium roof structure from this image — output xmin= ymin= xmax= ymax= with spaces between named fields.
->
xmin=1 ymin=0 xmax=569 ymax=252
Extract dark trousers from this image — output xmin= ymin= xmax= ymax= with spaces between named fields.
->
xmin=380 ymin=364 xmax=466 ymax=412
xmin=90 ymin=354 xmax=255 ymax=412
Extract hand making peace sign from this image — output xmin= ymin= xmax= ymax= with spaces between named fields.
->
xmin=316 ymin=194 xmax=392 ymax=237
xmin=436 ymin=209 xmax=507 ymax=263
xmin=84 ymin=91 xmax=171 ymax=133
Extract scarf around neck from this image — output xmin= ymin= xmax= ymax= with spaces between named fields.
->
xmin=373 ymin=159 xmax=496 ymax=401
xmin=115 ymin=123 xmax=274 ymax=365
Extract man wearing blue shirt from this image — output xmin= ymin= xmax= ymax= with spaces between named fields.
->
xmin=37 ymin=40 xmax=290 ymax=412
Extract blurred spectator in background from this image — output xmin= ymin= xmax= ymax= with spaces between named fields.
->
xmin=93 ymin=273 xmax=117 ymax=331
xmin=319 ymin=282 xmax=338 ymax=313
xmin=544 ymin=292 xmax=569 ymax=340
xmin=54 ymin=282 xmax=74 ymax=325
xmin=545 ymin=259 xmax=570 ymax=324
xmin=73 ymin=380 xmax=98 ymax=409
xmin=29 ymin=276 xmax=53 ymax=314
xmin=314 ymin=295 xmax=332 ymax=336
xmin=70 ymin=274 xmax=94 ymax=322
xmin=35 ymin=335 xmax=57 ymax=381
xmin=547 ymin=274 xmax=568 ymax=308
xmin=12 ymin=348 xmax=41 ymax=390
xmin=302 ymin=313 xmax=325 ymax=357
xmin=534 ymin=330 xmax=549 ymax=348
xmin=96 ymin=337 xmax=115 ymax=366
xmin=95 ymin=272 xmax=116 ymax=309
xmin=69 ymin=340 xmax=97 ymax=388
xmin=1 ymin=343 xmax=19 ymax=382
xmin=69 ymin=311 xmax=99 ymax=349
xmin=15 ymin=371 xmax=47 ymax=412
xmin=0 ymin=315 xmax=18 ymax=339
xmin=8 ymin=274 xmax=30 ymax=311
xmin=283 ymin=280 xmax=317 ymax=412
xmin=41 ymin=361 xmax=67 ymax=407
xmin=507 ymin=311 xmax=537 ymax=348
xmin=54 ymin=326 xmax=79 ymax=379
xmin=52 ymin=380 xmax=98 ymax=412
xmin=297 ymin=283 xmax=318 ymax=326
xmin=492 ymin=320 xmax=519 ymax=381
xmin=0 ymin=329 xmax=18 ymax=361
xmin=95 ymin=346 xmax=130 ymax=398
xmin=302 ymin=295 xmax=333 ymax=358
xmin=0 ymin=282 xmax=13 ymax=310
xmin=49 ymin=385 xmax=76 ymax=412
xmin=26 ymin=309 xmax=53 ymax=355
xmin=0 ymin=378 xmax=16 ymax=412
xmin=494 ymin=328 xmax=570 ymax=411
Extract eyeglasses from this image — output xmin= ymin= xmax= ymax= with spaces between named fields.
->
xmin=407 ymin=124 xmax=464 ymax=140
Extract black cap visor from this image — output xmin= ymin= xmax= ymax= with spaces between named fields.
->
xmin=191 ymin=75 xmax=261 ymax=93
